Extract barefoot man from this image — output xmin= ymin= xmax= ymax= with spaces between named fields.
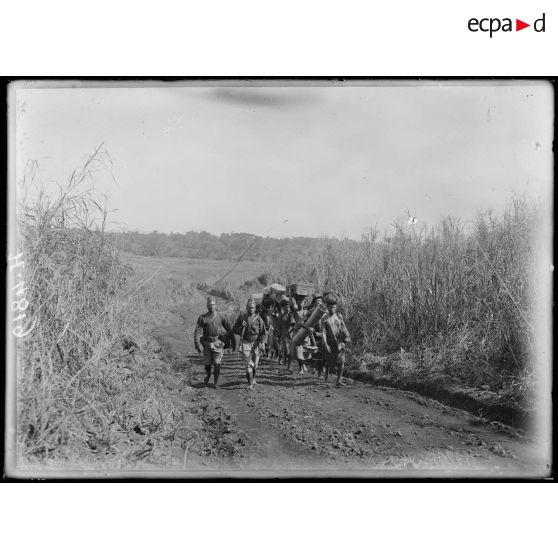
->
xmin=194 ymin=296 xmax=235 ymax=389
xmin=274 ymin=296 xmax=293 ymax=369
xmin=323 ymin=297 xmax=351 ymax=387
xmin=289 ymin=296 xmax=310 ymax=375
xmin=233 ymin=298 xmax=267 ymax=389
xmin=306 ymin=293 xmax=326 ymax=377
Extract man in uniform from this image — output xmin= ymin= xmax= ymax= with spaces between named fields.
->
xmin=194 ymin=297 xmax=235 ymax=389
xmin=233 ymin=298 xmax=267 ymax=389
xmin=323 ymin=297 xmax=352 ymax=386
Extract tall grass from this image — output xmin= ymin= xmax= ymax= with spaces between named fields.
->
xmin=15 ymin=148 xmax=192 ymax=464
xmin=268 ymin=198 xmax=541 ymax=404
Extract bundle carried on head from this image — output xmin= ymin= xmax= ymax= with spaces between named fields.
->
xmin=288 ymin=282 xmax=314 ymax=298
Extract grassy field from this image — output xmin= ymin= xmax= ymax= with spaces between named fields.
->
xmin=120 ymin=253 xmax=267 ymax=324
xmin=121 ymin=253 xmax=264 ymax=288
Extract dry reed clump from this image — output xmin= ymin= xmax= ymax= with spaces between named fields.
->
xmin=15 ymin=148 xmax=193 ymax=465
xmin=270 ymin=199 xmax=541 ymax=405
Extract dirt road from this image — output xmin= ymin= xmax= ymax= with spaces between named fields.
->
xmin=152 ymin=294 xmax=547 ymax=477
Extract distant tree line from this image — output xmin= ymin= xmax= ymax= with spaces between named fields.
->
xmin=107 ymin=230 xmax=358 ymax=261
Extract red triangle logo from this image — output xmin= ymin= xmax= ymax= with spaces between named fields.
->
xmin=516 ymin=19 xmax=530 ymax=31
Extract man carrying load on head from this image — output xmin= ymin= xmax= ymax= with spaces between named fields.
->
xmin=233 ymin=298 xmax=267 ymax=390
xmin=274 ymin=295 xmax=293 ymax=369
xmin=289 ymin=296 xmax=311 ymax=375
xmin=194 ymin=296 xmax=235 ymax=389
xmin=306 ymin=293 xmax=326 ymax=377
xmin=259 ymin=303 xmax=274 ymax=360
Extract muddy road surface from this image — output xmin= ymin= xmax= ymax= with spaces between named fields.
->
xmin=152 ymin=294 xmax=548 ymax=477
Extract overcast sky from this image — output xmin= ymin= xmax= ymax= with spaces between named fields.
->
xmin=13 ymin=81 xmax=553 ymax=240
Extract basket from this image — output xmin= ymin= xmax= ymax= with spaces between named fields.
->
xmin=288 ymin=282 xmax=314 ymax=297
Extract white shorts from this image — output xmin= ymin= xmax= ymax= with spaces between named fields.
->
xmin=240 ymin=341 xmax=260 ymax=369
